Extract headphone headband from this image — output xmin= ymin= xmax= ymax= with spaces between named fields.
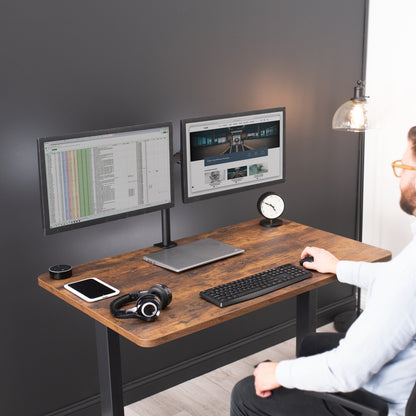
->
xmin=109 ymin=292 xmax=138 ymax=318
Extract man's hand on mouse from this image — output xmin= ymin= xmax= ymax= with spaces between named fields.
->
xmin=300 ymin=247 xmax=339 ymax=274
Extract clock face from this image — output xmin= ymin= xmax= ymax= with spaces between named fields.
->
xmin=258 ymin=193 xmax=284 ymax=219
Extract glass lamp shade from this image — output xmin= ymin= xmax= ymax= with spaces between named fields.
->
xmin=332 ymin=98 xmax=368 ymax=132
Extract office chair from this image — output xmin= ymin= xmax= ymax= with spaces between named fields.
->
xmin=306 ymin=377 xmax=416 ymax=416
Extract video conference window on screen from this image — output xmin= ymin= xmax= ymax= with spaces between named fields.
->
xmin=38 ymin=108 xmax=285 ymax=235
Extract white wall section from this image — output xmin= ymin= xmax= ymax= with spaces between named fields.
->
xmin=363 ymin=0 xmax=416 ymax=255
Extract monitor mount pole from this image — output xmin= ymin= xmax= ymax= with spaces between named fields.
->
xmin=154 ymin=208 xmax=177 ymax=249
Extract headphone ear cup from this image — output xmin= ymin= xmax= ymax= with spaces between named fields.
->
xmin=148 ymin=284 xmax=172 ymax=309
xmin=136 ymin=294 xmax=161 ymax=322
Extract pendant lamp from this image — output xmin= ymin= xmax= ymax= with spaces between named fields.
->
xmin=332 ymin=80 xmax=368 ymax=132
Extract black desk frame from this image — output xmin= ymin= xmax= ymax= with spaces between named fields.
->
xmin=95 ymin=291 xmax=318 ymax=415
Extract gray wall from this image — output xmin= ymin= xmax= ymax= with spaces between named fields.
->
xmin=1 ymin=1 xmax=365 ymax=415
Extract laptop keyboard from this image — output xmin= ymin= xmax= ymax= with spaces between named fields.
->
xmin=199 ymin=263 xmax=312 ymax=307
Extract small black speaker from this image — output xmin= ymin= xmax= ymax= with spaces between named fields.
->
xmin=49 ymin=264 xmax=73 ymax=280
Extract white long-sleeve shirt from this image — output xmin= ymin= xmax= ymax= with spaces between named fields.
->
xmin=275 ymin=223 xmax=416 ymax=416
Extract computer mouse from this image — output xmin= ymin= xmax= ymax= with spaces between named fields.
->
xmin=299 ymin=256 xmax=314 ymax=266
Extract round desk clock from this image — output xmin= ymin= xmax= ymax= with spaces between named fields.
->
xmin=257 ymin=192 xmax=284 ymax=227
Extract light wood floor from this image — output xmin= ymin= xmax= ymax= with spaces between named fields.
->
xmin=125 ymin=323 xmax=335 ymax=416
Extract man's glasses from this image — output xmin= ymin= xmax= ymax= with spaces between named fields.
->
xmin=391 ymin=160 xmax=416 ymax=177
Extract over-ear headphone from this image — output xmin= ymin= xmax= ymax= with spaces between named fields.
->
xmin=110 ymin=284 xmax=172 ymax=322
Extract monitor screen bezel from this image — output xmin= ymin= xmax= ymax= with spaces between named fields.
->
xmin=38 ymin=122 xmax=174 ymax=235
xmin=180 ymin=107 xmax=286 ymax=203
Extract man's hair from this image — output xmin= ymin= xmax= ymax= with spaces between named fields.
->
xmin=408 ymin=127 xmax=416 ymax=155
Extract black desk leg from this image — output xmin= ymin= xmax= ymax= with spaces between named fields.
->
xmin=296 ymin=290 xmax=318 ymax=357
xmin=95 ymin=322 xmax=124 ymax=416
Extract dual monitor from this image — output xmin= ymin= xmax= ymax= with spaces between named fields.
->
xmin=38 ymin=107 xmax=285 ymax=235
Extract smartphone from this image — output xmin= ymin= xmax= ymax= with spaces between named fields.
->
xmin=64 ymin=278 xmax=120 ymax=302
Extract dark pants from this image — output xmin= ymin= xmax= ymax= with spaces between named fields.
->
xmin=230 ymin=332 xmax=349 ymax=416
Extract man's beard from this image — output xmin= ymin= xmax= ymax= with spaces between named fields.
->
xmin=400 ymin=186 xmax=416 ymax=215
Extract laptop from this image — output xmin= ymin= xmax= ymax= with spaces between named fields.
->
xmin=143 ymin=238 xmax=245 ymax=272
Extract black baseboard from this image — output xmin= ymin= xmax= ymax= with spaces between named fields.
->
xmin=45 ymin=297 xmax=355 ymax=416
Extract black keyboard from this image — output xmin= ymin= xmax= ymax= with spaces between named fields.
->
xmin=199 ymin=263 xmax=312 ymax=307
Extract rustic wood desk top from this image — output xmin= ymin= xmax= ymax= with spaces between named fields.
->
xmin=38 ymin=218 xmax=391 ymax=348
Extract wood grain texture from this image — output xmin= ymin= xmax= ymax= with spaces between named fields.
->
xmin=38 ymin=218 xmax=391 ymax=348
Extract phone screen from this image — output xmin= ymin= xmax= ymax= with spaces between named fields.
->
xmin=65 ymin=278 xmax=119 ymax=302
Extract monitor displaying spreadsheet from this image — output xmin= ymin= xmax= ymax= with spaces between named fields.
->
xmin=37 ymin=122 xmax=174 ymax=234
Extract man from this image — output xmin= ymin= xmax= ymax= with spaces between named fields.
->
xmin=230 ymin=126 xmax=416 ymax=416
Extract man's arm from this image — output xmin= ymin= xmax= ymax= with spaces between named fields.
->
xmin=301 ymin=246 xmax=385 ymax=289
xmin=253 ymin=249 xmax=404 ymax=397
xmin=274 ymin=279 xmax=415 ymax=393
